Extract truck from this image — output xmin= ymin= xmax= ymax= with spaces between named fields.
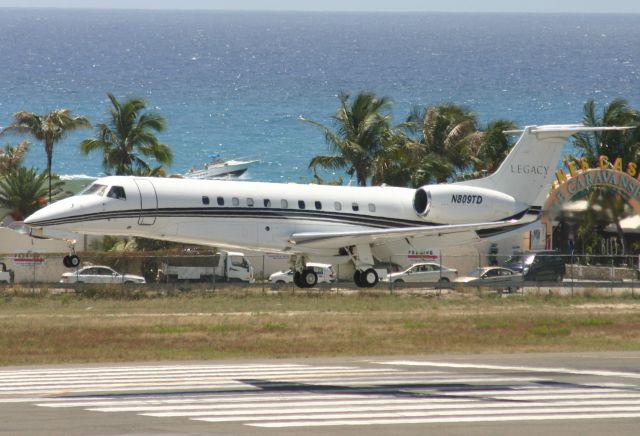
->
xmin=0 ymin=262 xmax=14 ymax=284
xmin=157 ymin=251 xmax=255 ymax=283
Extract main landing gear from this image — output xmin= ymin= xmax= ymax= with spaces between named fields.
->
xmin=293 ymin=268 xmax=318 ymax=288
xmin=353 ymin=268 xmax=378 ymax=288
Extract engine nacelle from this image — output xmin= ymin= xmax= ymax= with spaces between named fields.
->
xmin=413 ymin=184 xmax=523 ymax=224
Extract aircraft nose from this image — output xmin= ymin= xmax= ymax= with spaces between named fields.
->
xmin=24 ymin=207 xmax=48 ymax=226
xmin=23 ymin=199 xmax=73 ymax=227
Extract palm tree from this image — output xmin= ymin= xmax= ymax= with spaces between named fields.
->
xmin=0 ymin=110 xmax=90 ymax=202
xmin=571 ymin=98 xmax=640 ymax=255
xmin=80 ymin=93 xmax=173 ymax=176
xmin=0 ymin=140 xmax=30 ymax=174
xmin=301 ymin=91 xmax=392 ymax=186
xmin=413 ymin=103 xmax=478 ymax=183
xmin=0 ymin=167 xmax=63 ymax=221
xmin=574 ymin=98 xmax=640 ymax=166
xmin=466 ymin=119 xmax=518 ymax=176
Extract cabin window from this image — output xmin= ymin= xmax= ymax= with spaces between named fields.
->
xmin=202 ymin=196 xmax=210 ymax=205
xmin=352 ymin=202 xmax=359 ymax=212
xmin=232 ymin=197 xmax=240 ymax=207
xmin=80 ymin=183 xmax=107 ymax=196
xmin=334 ymin=202 xmax=342 ymax=211
xmin=281 ymin=199 xmax=288 ymax=208
xmin=106 ymin=186 xmax=126 ymax=200
xmin=315 ymin=201 xmax=322 ymax=210
xmin=247 ymin=198 xmax=254 ymax=207
xmin=368 ymin=203 xmax=376 ymax=212
xmin=264 ymin=199 xmax=271 ymax=207
xmin=217 ymin=196 xmax=224 ymax=206
xmin=298 ymin=200 xmax=305 ymax=209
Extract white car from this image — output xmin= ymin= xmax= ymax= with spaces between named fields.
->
xmin=60 ymin=265 xmax=146 ymax=284
xmin=269 ymin=263 xmax=336 ymax=287
xmin=384 ymin=262 xmax=458 ymax=284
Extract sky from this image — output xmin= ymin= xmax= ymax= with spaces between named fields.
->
xmin=0 ymin=0 xmax=639 ymax=13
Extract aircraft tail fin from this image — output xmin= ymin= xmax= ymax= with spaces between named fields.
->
xmin=456 ymin=124 xmax=633 ymax=207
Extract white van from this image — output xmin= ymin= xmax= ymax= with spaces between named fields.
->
xmin=269 ymin=263 xmax=336 ymax=287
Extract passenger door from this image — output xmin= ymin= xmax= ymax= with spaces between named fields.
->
xmin=134 ymin=179 xmax=158 ymax=225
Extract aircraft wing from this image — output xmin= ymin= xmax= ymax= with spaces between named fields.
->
xmin=289 ymin=220 xmax=528 ymax=250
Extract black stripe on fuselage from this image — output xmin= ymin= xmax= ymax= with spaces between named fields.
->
xmin=28 ymin=205 xmax=541 ymax=229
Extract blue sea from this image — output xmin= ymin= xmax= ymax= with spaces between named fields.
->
xmin=0 ymin=9 xmax=639 ymax=182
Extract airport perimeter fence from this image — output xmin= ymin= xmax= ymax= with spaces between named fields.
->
xmin=2 ymin=251 xmax=640 ymax=298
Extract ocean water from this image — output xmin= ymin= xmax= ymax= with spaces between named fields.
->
xmin=0 ymin=9 xmax=639 ymax=182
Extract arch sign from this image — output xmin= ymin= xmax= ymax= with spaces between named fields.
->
xmin=541 ymin=156 xmax=640 ymax=248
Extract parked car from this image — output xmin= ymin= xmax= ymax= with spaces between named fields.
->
xmin=60 ymin=266 xmax=146 ymax=284
xmin=455 ymin=266 xmax=522 ymax=292
xmin=0 ymin=262 xmax=14 ymax=284
xmin=383 ymin=262 xmax=458 ymax=284
xmin=269 ymin=263 xmax=336 ymax=287
xmin=504 ymin=251 xmax=566 ymax=282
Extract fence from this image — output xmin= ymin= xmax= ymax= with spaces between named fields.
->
xmin=2 ymin=251 xmax=640 ymax=297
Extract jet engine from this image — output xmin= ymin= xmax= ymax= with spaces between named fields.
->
xmin=412 ymin=184 xmax=524 ymax=224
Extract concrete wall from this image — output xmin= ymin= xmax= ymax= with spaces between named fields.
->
xmin=0 ymin=227 xmax=70 ymax=283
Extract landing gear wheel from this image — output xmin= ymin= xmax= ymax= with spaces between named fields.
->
xmin=293 ymin=271 xmax=304 ymax=288
xmin=361 ymin=268 xmax=378 ymax=288
xmin=63 ymin=254 xmax=80 ymax=268
xmin=353 ymin=270 xmax=363 ymax=287
xmin=68 ymin=255 xmax=80 ymax=268
xmin=300 ymin=269 xmax=318 ymax=288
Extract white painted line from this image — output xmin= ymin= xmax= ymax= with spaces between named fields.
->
xmin=0 ymin=368 xmax=404 ymax=385
xmin=142 ymin=398 xmax=640 ymax=418
xmin=250 ymin=412 xmax=640 ymax=427
xmin=89 ymin=397 xmax=476 ymax=413
xmin=0 ymin=383 xmax=253 ymax=395
xmin=195 ymin=404 xmax=640 ymax=423
xmin=0 ymin=375 xmax=544 ymax=395
xmin=376 ymin=360 xmax=640 ymax=379
xmin=0 ymin=364 xmax=321 ymax=377
xmin=36 ymin=393 xmax=372 ymax=408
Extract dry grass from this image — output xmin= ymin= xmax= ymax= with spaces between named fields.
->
xmin=1 ymin=290 xmax=640 ymax=366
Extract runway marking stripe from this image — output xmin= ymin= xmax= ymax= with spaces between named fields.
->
xmin=36 ymin=394 xmax=372 ymax=408
xmin=140 ymin=398 xmax=640 ymax=418
xmin=193 ymin=404 xmax=640 ymax=423
xmin=0 ymin=368 xmax=407 ymax=385
xmin=0 ymin=367 xmax=404 ymax=381
xmin=89 ymin=392 xmax=640 ymax=414
xmin=0 ymin=364 xmax=322 ymax=376
xmin=0 ymin=376 xmax=545 ymax=395
xmin=249 ymin=412 xmax=640 ymax=427
xmin=34 ymin=387 xmax=625 ymax=408
xmin=377 ymin=360 xmax=640 ymax=379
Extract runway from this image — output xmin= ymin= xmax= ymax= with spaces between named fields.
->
xmin=2 ymin=353 xmax=640 ymax=435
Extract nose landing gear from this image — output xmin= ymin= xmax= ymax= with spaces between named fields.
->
xmin=63 ymin=254 xmax=80 ymax=268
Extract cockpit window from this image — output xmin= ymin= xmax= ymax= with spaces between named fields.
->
xmin=79 ymin=183 xmax=107 ymax=196
xmin=106 ymin=186 xmax=126 ymax=200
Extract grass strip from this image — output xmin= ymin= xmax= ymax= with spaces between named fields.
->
xmin=1 ymin=292 xmax=640 ymax=365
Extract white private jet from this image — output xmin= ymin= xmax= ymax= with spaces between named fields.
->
xmin=23 ymin=124 xmax=626 ymax=288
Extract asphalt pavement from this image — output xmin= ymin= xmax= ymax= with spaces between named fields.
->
xmin=2 ymin=352 xmax=640 ymax=435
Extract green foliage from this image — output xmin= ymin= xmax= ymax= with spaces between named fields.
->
xmin=570 ymin=99 xmax=640 ymax=255
xmin=0 ymin=109 xmax=90 ymax=201
xmin=80 ymin=93 xmax=173 ymax=176
xmin=0 ymin=167 xmax=63 ymax=221
xmin=301 ymin=91 xmax=392 ymax=186
xmin=304 ymin=94 xmax=516 ymax=187
xmin=0 ymin=140 xmax=29 ymax=174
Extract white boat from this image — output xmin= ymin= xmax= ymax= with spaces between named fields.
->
xmin=184 ymin=154 xmax=258 ymax=179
